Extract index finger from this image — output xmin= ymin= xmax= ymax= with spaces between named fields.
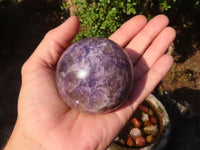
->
xmin=109 ymin=15 xmax=147 ymax=47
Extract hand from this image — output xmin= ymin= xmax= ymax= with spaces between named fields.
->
xmin=4 ymin=15 xmax=175 ymax=150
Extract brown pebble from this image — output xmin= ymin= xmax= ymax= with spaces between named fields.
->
xmin=139 ymin=105 xmax=149 ymax=113
xmin=126 ymin=136 xmax=134 ymax=147
xmin=135 ymin=136 xmax=146 ymax=147
xmin=150 ymin=116 xmax=157 ymax=124
xmin=119 ymin=139 xmax=125 ymax=145
xmin=149 ymin=109 xmax=154 ymax=116
xmin=146 ymin=135 xmax=154 ymax=143
xmin=144 ymin=121 xmax=152 ymax=126
xmin=131 ymin=118 xmax=142 ymax=128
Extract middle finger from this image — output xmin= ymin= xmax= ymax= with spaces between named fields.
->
xmin=126 ymin=15 xmax=169 ymax=64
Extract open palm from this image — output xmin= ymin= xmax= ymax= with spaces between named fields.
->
xmin=5 ymin=15 xmax=175 ymax=150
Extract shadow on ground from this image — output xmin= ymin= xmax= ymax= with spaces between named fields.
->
xmin=154 ymin=93 xmax=200 ymax=150
xmin=171 ymin=88 xmax=200 ymax=113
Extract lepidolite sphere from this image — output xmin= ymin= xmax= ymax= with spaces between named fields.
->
xmin=56 ymin=37 xmax=133 ymax=113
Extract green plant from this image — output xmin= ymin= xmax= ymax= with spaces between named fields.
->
xmin=60 ymin=2 xmax=69 ymax=11
xmin=160 ymin=0 xmax=173 ymax=11
xmin=69 ymin=0 xmax=144 ymax=41
xmin=65 ymin=0 xmax=178 ymax=41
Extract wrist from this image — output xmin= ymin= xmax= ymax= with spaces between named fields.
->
xmin=4 ymin=121 xmax=43 ymax=150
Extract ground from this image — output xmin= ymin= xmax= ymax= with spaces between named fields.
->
xmin=159 ymin=50 xmax=200 ymax=113
xmin=0 ymin=0 xmax=200 ymax=149
xmin=157 ymin=7 xmax=200 ymax=113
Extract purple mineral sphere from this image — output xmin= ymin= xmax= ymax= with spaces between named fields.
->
xmin=56 ymin=37 xmax=134 ymax=113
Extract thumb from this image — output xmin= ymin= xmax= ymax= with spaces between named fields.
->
xmin=18 ymin=16 xmax=79 ymax=119
xmin=24 ymin=16 xmax=80 ymax=71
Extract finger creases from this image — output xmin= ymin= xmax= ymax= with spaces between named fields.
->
xmin=134 ymin=26 xmax=176 ymax=81
xmin=126 ymin=15 xmax=170 ymax=64
xmin=109 ymin=15 xmax=147 ymax=47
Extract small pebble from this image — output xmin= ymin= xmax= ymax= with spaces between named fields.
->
xmin=135 ymin=136 xmax=146 ymax=147
xmin=114 ymin=136 xmax=119 ymax=142
xmin=139 ymin=105 xmax=149 ymax=113
xmin=146 ymin=135 xmax=154 ymax=143
xmin=148 ymin=109 xmax=154 ymax=116
xmin=144 ymin=121 xmax=152 ymax=126
xmin=119 ymin=139 xmax=125 ymax=145
xmin=150 ymin=116 xmax=157 ymax=124
xmin=130 ymin=128 xmax=142 ymax=140
xmin=141 ymin=112 xmax=149 ymax=122
xmin=132 ymin=118 xmax=142 ymax=128
xmin=143 ymin=125 xmax=158 ymax=135
xmin=126 ymin=136 xmax=134 ymax=147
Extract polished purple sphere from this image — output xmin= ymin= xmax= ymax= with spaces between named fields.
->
xmin=56 ymin=37 xmax=133 ymax=113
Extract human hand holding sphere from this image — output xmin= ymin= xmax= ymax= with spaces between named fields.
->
xmin=4 ymin=15 xmax=175 ymax=150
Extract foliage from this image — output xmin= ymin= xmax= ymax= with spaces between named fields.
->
xmin=64 ymin=0 xmax=200 ymax=41
xmin=60 ymin=2 xmax=69 ymax=11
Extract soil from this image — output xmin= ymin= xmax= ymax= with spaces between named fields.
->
xmin=0 ymin=0 xmax=200 ymax=149
xmin=158 ymin=50 xmax=200 ymax=112
xmin=155 ymin=5 xmax=200 ymax=149
xmin=156 ymin=6 xmax=200 ymax=113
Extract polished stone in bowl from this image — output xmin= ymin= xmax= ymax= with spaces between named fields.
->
xmin=56 ymin=37 xmax=133 ymax=113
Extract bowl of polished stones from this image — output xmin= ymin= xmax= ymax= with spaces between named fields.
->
xmin=107 ymin=94 xmax=171 ymax=150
